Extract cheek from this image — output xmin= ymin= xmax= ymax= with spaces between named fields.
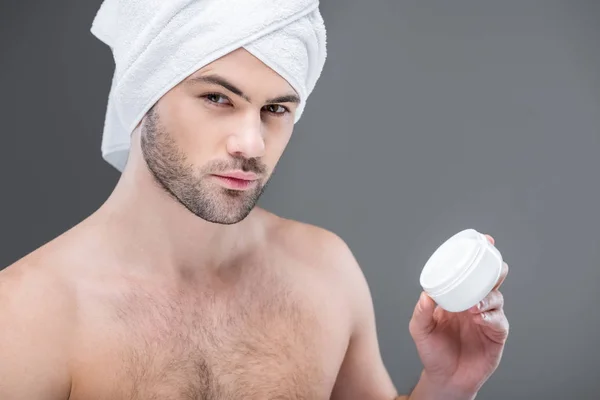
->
xmin=160 ymin=101 xmax=223 ymax=165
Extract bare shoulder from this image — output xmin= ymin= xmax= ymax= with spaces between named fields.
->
xmin=265 ymin=212 xmax=358 ymax=270
xmin=1 ymin=255 xmax=75 ymax=312
xmin=0 ymin=254 xmax=76 ymax=398
xmin=0 ymin=253 xmax=78 ymax=347
xmin=264 ymin=211 xmax=371 ymax=317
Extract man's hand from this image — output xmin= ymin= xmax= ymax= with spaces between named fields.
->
xmin=408 ymin=234 xmax=510 ymax=399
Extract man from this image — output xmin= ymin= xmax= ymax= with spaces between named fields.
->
xmin=0 ymin=0 xmax=509 ymax=399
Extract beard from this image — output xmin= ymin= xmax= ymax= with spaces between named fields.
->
xmin=139 ymin=107 xmax=270 ymax=225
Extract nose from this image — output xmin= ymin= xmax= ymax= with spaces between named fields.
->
xmin=226 ymin=114 xmax=266 ymax=159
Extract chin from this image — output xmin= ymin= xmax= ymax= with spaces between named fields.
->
xmin=185 ymin=195 xmax=259 ymax=225
xmin=194 ymin=208 xmax=255 ymax=225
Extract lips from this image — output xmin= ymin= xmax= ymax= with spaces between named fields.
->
xmin=211 ymin=173 xmax=258 ymax=190
xmin=214 ymin=171 xmax=258 ymax=181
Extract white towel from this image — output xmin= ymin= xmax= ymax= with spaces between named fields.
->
xmin=90 ymin=0 xmax=327 ymax=172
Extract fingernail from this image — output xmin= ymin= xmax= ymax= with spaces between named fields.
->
xmin=481 ymin=312 xmax=489 ymax=321
xmin=478 ymin=300 xmax=485 ymax=310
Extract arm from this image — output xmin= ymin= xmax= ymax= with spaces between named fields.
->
xmin=0 ymin=264 xmax=74 ymax=399
xmin=328 ymin=235 xmax=471 ymax=400
xmin=327 ymin=234 xmax=402 ymax=400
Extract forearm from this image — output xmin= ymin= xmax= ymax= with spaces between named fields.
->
xmin=396 ymin=371 xmax=477 ymax=400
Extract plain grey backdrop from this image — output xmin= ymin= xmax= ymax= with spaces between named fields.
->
xmin=1 ymin=0 xmax=599 ymax=399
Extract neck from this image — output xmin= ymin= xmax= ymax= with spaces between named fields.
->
xmin=89 ymin=146 xmax=265 ymax=281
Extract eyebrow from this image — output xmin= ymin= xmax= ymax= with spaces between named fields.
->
xmin=186 ymin=74 xmax=301 ymax=105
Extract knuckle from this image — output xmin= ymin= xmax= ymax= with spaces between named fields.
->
xmin=483 ymin=291 xmax=503 ymax=310
xmin=496 ymin=291 xmax=504 ymax=305
xmin=498 ymin=311 xmax=510 ymax=329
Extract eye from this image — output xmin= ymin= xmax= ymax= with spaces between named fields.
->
xmin=263 ymin=104 xmax=289 ymax=115
xmin=202 ymin=93 xmax=231 ymax=106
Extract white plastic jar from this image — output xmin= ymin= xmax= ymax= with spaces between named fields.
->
xmin=419 ymin=229 xmax=503 ymax=312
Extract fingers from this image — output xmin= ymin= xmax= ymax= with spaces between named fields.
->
xmin=473 ymin=309 xmax=510 ymax=344
xmin=469 ymin=290 xmax=503 ymax=313
xmin=484 ymin=234 xmax=495 ymax=245
xmin=469 ymin=289 xmax=509 ymax=343
xmin=409 ymin=292 xmax=438 ymax=339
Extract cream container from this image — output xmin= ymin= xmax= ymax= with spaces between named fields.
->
xmin=419 ymin=229 xmax=503 ymax=312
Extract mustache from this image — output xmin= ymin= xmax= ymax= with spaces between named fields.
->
xmin=206 ymin=156 xmax=267 ymax=175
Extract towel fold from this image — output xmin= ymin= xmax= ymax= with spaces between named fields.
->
xmin=91 ymin=0 xmax=327 ymax=172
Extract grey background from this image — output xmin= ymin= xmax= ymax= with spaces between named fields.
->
xmin=1 ymin=1 xmax=599 ymax=399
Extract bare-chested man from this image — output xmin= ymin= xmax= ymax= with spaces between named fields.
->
xmin=0 ymin=1 xmax=510 ymax=399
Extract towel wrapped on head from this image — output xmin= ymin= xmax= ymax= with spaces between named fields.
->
xmin=90 ymin=0 xmax=327 ymax=172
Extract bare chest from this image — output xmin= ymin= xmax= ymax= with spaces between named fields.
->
xmin=69 ymin=274 xmax=348 ymax=400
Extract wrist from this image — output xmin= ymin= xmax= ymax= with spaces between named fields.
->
xmin=408 ymin=371 xmax=478 ymax=400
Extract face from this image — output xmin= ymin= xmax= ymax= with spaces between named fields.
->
xmin=139 ymin=48 xmax=300 ymax=225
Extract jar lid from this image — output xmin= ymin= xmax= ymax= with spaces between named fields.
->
xmin=420 ymin=229 xmax=484 ymax=295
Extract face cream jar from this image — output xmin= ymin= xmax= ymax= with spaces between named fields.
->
xmin=419 ymin=229 xmax=503 ymax=312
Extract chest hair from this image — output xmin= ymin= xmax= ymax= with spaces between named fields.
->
xmin=107 ymin=272 xmax=326 ymax=400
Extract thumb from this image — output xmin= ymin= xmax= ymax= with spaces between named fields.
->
xmin=409 ymin=292 xmax=437 ymax=339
